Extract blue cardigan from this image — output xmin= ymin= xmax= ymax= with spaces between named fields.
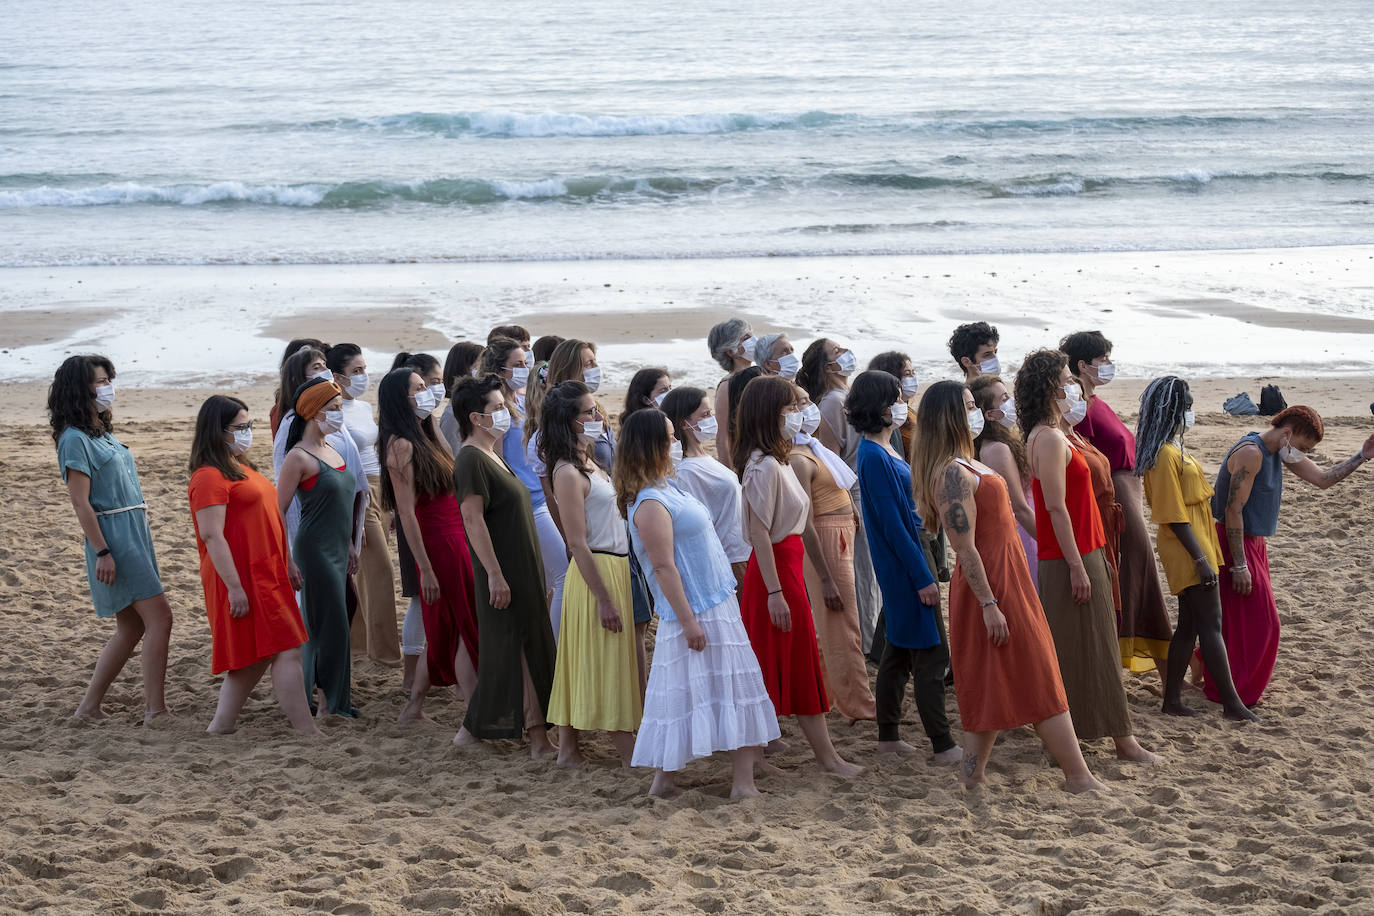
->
xmin=856 ymin=438 xmax=941 ymax=650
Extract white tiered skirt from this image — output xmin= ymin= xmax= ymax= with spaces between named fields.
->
xmin=632 ymin=596 xmax=781 ymax=772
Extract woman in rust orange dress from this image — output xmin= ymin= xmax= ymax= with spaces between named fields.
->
xmin=189 ymin=395 xmax=320 ymax=736
xmin=912 ymin=381 xmax=1104 ymax=792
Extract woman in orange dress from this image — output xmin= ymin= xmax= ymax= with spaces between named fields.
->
xmin=912 ymin=381 xmax=1104 ymax=792
xmin=188 ymin=395 xmax=320 ymax=736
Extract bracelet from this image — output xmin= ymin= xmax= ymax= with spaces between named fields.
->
xmin=1231 ymin=564 xmax=1248 ymax=572
xmin=768 ymin=588 xmax=783 ymax=595
xmin=95 ymin=547 xmax=111 ymax=558
xmin=979 ymin=598 xmax=998 ymax=608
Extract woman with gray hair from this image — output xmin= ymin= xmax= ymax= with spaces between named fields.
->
xmin=753 ymin=333 xmax=799 ymax=380
xmin=707 ymin=319 xmax=756 ymax=466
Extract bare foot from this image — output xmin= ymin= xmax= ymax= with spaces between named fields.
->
xmin=1161 ymin=698 xmax=1198 ymax=717
xmin=1115 ymin=739 xmax=1162 ymax=765
xmin=729 ymin=783 xmax=761 ymax=800
xmin=1064 ymin=774 xmax=1109 ymax=794
xmin=876 ymin=740 xmax=921 ymax=755
xmin=397 ymin=697 xmax=425 ymax=723
xmin=820 ymin=757 xmax=864 ymax=779
xmin=957 ymin=772 xmax=988 ymax=790
xmin=293 ymin=724 xmax=327 ymax=738
xmin=556 ymin=750 xmax=585 ymax=769
xmin=764 ymin=737 xmax=790 ymax=756
xmin=452 ymin=727 xmax=479 ymax=749
xmin=649 ymin=772 xmax=682 ymax=798
xmin=206 ymin=722 xmax=236 ymax=736
xmin=530 ymin=738 xmax=557 ymax=760
xmin=72 ymin=707 xmax=108 ymax=721
xmin=144 ymin=708 xmax=172 ymax=725
xmin=932 ymin=746 xmax=964 ymax=766
xmin=1223 ymin=705 xmax=1261 ymax=724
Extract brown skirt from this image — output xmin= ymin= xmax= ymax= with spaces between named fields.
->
xmin=1112 ymin=471 xmax=1174 ymax=671
xmin=1037 ymin=548 xmax=1133 ymax=741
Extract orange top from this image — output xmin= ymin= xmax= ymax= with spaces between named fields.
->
xmin=1032 ymin=439 xmax=1107 ymax=560
xmin=789 ymin=448 xmax=853 ymax=516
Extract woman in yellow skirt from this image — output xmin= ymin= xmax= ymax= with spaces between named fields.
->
xmin=542 ymin=381 xmax=643 ymax=765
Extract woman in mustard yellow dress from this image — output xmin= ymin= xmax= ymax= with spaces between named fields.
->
xmin=1136 ymin=376 xmax=1258 ymax=723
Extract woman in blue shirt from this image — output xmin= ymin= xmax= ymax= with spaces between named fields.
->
xmin=49 ymin=354 xmax=172 ymax=723
xmin=847 ymin=370 xmax=960 ymax=764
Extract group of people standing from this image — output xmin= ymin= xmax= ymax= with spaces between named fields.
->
xmin=48 ymin=317 xmax=1374 ymax=796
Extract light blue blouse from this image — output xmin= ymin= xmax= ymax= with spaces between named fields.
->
xmin=629 ymin=483 xmax=737 ymax=616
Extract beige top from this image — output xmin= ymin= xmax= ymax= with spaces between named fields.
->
xmin=742 ymin=450 xmax=810 ymax=543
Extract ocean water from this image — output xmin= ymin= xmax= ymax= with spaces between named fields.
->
xmin=2 ymin=0 xmax=1372 ymax=267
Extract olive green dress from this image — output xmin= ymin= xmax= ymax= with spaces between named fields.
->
xmin=292 ymin=450 xmax=357 ymax=717
xmin=453 ymin=445 xmax=555 ymax=738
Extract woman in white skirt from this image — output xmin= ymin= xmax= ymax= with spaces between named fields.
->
xmin=614 ymin=409 xmax=780 ymax=799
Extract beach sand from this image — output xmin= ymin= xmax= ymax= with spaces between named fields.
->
xmin=2 ymin=373 xmax=1373 ymax=913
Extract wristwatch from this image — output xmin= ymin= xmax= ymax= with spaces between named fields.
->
xmin=95 ymin=547 xmax=111 ymax=557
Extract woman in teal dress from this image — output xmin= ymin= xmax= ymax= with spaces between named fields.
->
xmin=276 ymin=377 xmax=359 ymax=718
xmin=49 ymin=354 xmax=172 ymax=722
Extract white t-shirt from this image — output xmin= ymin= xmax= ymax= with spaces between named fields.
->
xmin=672 ymin=456 xmax=752 ymax=563
xmin=339 ymin=398 xmax=380 ymax=477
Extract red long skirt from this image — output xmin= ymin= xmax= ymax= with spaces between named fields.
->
xmin=740 ymin=534 xmax=829 ymax=717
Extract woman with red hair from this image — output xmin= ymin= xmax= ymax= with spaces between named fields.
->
xmin=1211 ymin=406 xmax=1374 ymax=706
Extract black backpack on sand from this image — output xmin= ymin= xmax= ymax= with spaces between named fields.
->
xmin=1259 ymin=384 xmax=1287 ymax=416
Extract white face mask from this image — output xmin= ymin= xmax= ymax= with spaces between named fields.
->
xmin=832 ymin=350 xmax=857 ymax=375
xmin=525 ymin=351 xmax=535 ymax=369
xmin=801 ymin=403 xmax=822 ymax=435
xmin=739 ymin=336 xmax=758 ymax=362
xmin=1279 ymin=445 xmax=1305 ymax=464
xmin=1057 ymin=383 xmax=1086 ymax=424
xmin=890 ymin=402 xmax=909 ymax=428
xmin=94 ymin=382 xmax=115 ymax=412
xmin=782 ymin=410 xmax=804 ymax=438
xmin=230 ymin=428 xmax=253 ymax=454
xmin=967 ymin=407 xmax=985 ymax=437
xmin=344 ymin=373 xmax=369 ymax=398
xmin=428 ymin=382 xmax=446 ymax=403
xmin=653 ymin=389 xmax=670 ymax=407
xmin=508 ymin=366 xmax=530 ymax=390
xmin=1183 ymin=409 xmax=1196 ymax=429
xmin=775 ymin=352 xmax=800 ymax=379
xmin=1063 ymin=398 xmax=1088 ymax=425
xmin=996 ymin=397 xmax=1018 ymax=428
xmin=669 ymin=440 xmax=684 ymax=464
xmin=412 ymin=388 xmax=438 ymax=418
xmin=900 ymin=376 xmax=919 ymax=398
xmin=583 ymin=366 xmax=602 ymax=392
xmin=579 ymin=419 xmax=604 ymax=440
xmin=318 ymin=409 xmax=345 ymax=434
xmin=1091 ymin=362 xmax=1116 ymax=385
xmin=691 ymin=415 xmax=718 ymax=441
xmin=486 ymin=408 xmax=512 ymax=436
xmin=977 ymin=356 xmax=1000 ymax=376
xmin=312 ymin=368 xmax=334 ymax=382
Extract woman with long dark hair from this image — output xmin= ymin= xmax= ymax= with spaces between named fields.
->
xmin=1017 ymin=350 xmax=1155 ymax=760
xmin=617 ymin=409 xmax=778 ymax=798
xmin=450 ymin=375 xmax=557 ymax=757
xmin=49 ymin=354 xmax=172 ymax=722
xmin=912 ymin=381 xmax=1104 ymax=792
xmin=706 ymin=318 xmax=755 ymax=467
xmin=275 ymin=378 xmax=358 ymax=718
xmin=622 ymin=367 xmax=672 ymax=422
xmin=328 ymin=342 xmax=400 ymax=670
xmin=377 ymin=367 xmax=479 ymax=724
xmin=543 ymin=381 xmax=642 ymax=766
xmin=969 ymin=375 xmax=1037 ymax=589
xmin=271 ymin=338 xmax=326 ymax=437
xmin=1136 ymin=377 xmax=1258 ymax=722
xmin=188 ymin=395 xmax=319 ymax=736
xmin=733 ymin=375 xmax=862 ymax=777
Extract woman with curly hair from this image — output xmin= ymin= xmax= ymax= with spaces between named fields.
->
xmin=1136 ymin=377 xmax=1258 ymax=721
xmin=969 ymin=375 xmax=1037 ymax=589
xmin=1017 ymin=349 xmax=1157 ymax=761
xmin=1210 ymin=405 xmax=1374 ymax=706
xmin=706 ymin=318 xmax=756 ymax=467
xmin=49 ymin=354 xmax=172 ymax=722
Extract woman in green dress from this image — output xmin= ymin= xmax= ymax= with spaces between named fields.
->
xmin=449 ymin=375 xmax=557 ymax=758
xmin=276 ymin=378 xmax=359 ymax=718
xmin=49 ymin=354 xmax=173 ymax=722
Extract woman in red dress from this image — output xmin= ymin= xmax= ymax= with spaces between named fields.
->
xmin=913 ymin=381 xmax=1104 ymax=792
xmin=379 ymin=368 xmax=479 ymax=724
xmin=188 ymin=396 xmax=320 ymax=736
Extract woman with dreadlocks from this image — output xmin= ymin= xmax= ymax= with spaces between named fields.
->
xmin=1135 ymin=377 xmax=1259 ymax=722
xmin=1018 ymin=349 xmax=1158 ymax=762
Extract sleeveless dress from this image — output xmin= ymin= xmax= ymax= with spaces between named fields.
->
xmin=413 ymin=491 xmax=479 ymax=687
xmin=1031 ymin=436 xmax=1132 ymax=741
xmin=189 ymin=464 xmax=307 ymax=674
xmin=292 ymin=450 xmax=357 ymax=717
xmin=548 ymin=468 xmax=643 ymax=733
xmin=629 ymin=484 xmax=779 ymax=770
xmin=947 ymin=460 xmax=1068 ymax=732
xmin=56 ymin=428 xmax=164 ymax=617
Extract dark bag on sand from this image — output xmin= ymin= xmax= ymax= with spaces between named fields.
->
xmin=1223 ymin=392 xmax=1260 ymax=416
xmin=1259 ymin=384 xmax=1287 ymax=416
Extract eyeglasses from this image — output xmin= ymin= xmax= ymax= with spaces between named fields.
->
xmin=228 ymin=421 xmax=254 ymax=432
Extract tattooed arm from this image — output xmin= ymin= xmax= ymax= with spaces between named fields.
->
xmin=1286 ymin=432 xmax=1374 ymax=489
xmin=1223 ymin=444 xmax=1261 ymax=596
xmin=937 ymin=462 xmax=1008 ymax=645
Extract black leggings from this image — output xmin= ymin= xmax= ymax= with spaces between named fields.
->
xmin=875 ymin=641 xmax=955 ymax=752
xmin=1166 ymin=583 xmax=1247 ymax=712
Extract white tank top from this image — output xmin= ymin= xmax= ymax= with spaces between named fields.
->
xmin=583 ymin=470 xmax=630 ymax=554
